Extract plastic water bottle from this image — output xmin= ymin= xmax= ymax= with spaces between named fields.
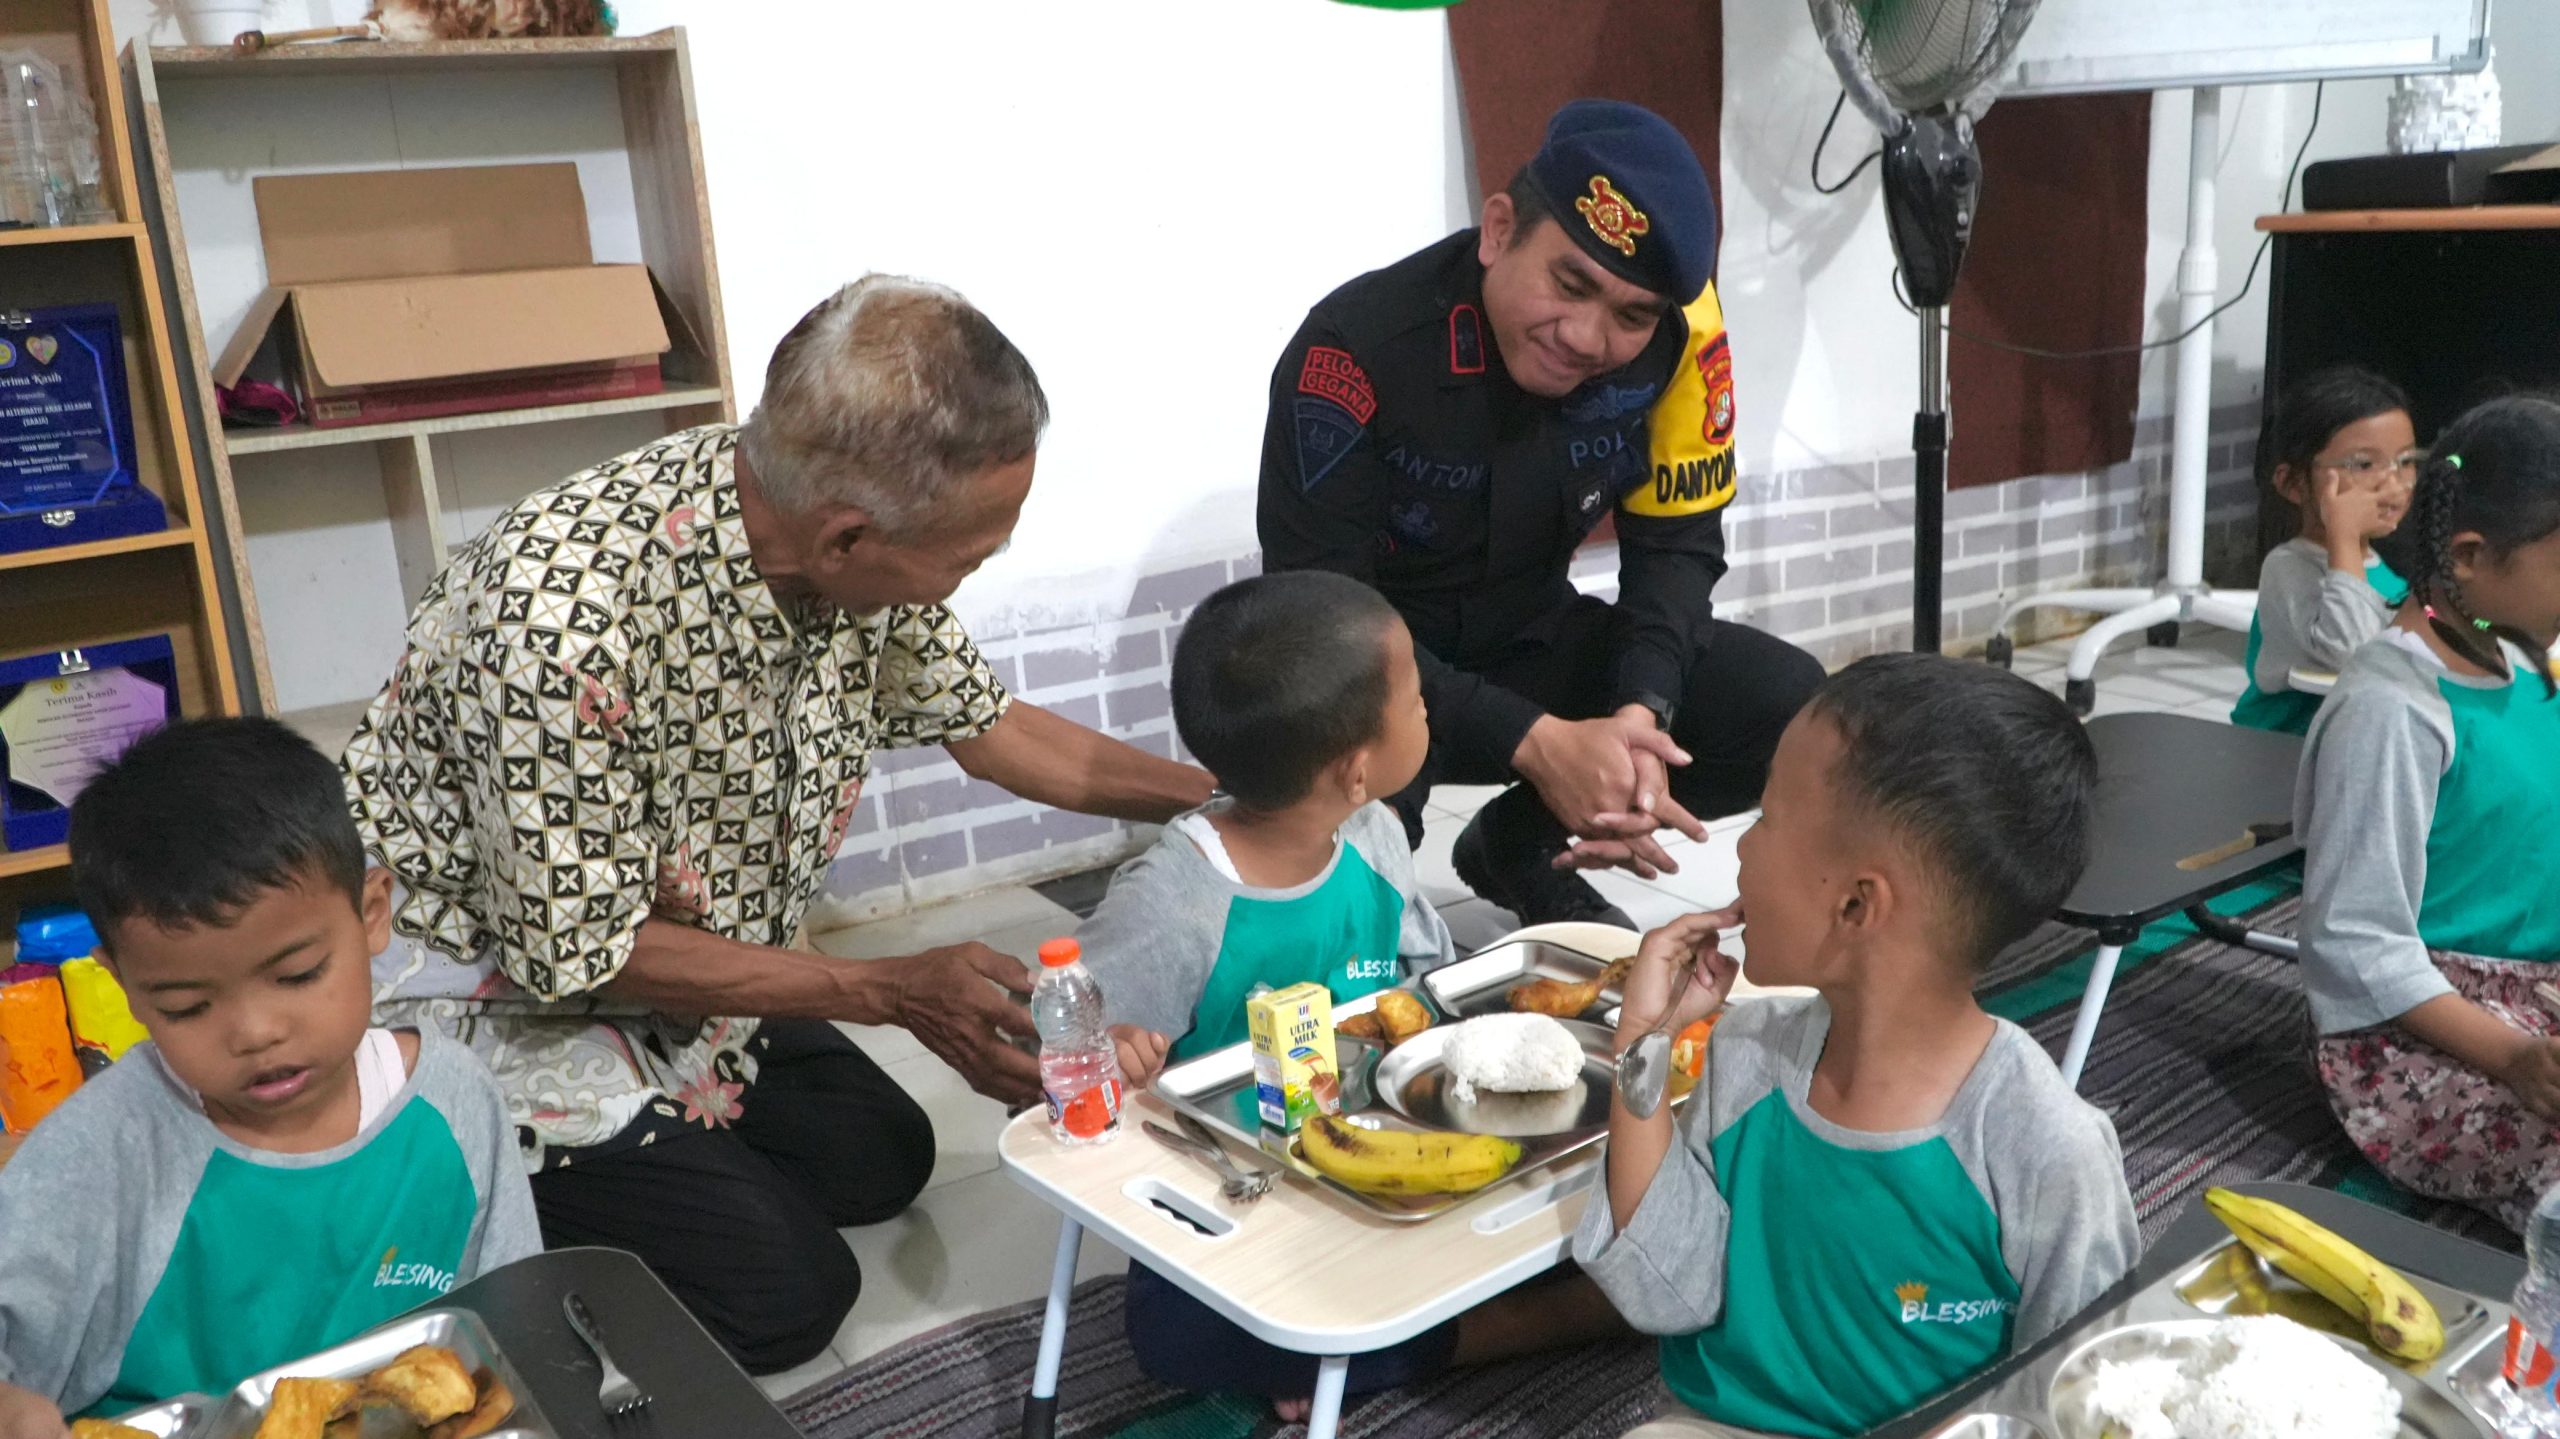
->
xmin=2497 ymin=1185 xmax=2560 ymax=1437
xmin=0 ymin=52 xmax=111 ymax=229
xmin=1032 ymin=938 xmax=1125 ymax=1146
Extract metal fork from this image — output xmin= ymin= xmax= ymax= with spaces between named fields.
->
xmin=562 ymin=1290 xmax=652 ymax=1423
xmin=1145 ymin=1117 xmax=1273 ymax=1203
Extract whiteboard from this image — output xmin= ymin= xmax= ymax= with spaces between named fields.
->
xmin=1997 ymin=0 xmax=2492 ymax=97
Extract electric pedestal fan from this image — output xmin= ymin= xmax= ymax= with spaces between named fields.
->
xmin=1810 ymin=0 xmax=2040 ymax=652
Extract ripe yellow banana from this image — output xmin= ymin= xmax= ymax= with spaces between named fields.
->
xmin=2202 ymin=1187 xmax=2445 ymax=1362
xmin=1298 ymin=1113 xmax=1523 ymax=1196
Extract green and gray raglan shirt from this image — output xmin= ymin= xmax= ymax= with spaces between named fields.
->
xmin=0 ymin=1029 xmax=540 ymax=1415
xmin=1076 ymin=800 xmax=1455 ymax=1059
xmin=1575 ymin=997 xmax=2141 ymax=1438
xmin=2298 ymin=630 xmax=2560 ymax=1034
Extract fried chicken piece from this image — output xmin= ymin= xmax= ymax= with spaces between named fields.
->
xmin=425 ymin=1374 xmax=515 ymax=1439
xmin=252 ymin=1377 xmax=360 ymax=1439
xmin=70 ymin=1422 xmax=154 ymax=1439
xmin=1506 ymin=955 xmax=1633 ymax=1019
xmin=1337 ymin=1011 xmax=1385 ymax=1044
xmin=361 ymin=1344 xmax=478 ymax=1427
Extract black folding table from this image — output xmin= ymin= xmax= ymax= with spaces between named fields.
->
xmin=2052 ymin=712 xmax=2306 ymax=1088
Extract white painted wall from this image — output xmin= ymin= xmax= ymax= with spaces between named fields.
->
xmin=108 ymin=0 xmax=1468 ymax=709
xmin=102 ymin=0 xmax=2554 ymax=714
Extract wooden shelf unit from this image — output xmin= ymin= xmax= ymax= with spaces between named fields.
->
xmin=0 ymin=0 xmax=244 ymax=904
xmin=128 ymin=29 xmax=736 ymax=714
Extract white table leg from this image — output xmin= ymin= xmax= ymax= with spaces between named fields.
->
xmin=2059 ymin=942 xmax=2125 ymax=1091
xmin=1306 ymin=1354 xmax=1351 ymax=1439
xmin=1022 ymin=1216 xmax=1083 ymax=1439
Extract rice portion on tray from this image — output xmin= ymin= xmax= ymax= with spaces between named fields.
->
xmin=2088 ymin=1315 xmax=2400 ymax=1439
xmin=1439 ymin=1013 xmax=1584 ymax=1104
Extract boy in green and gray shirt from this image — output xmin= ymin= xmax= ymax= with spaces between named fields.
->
xmin=0 ymin=721 xmax=537 ymax=1433
xmin=1580 ymin=655 xmax=2140 ymax=1438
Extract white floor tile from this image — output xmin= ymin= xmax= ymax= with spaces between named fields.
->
xmin=1426 ymin=784 xmax=1507 ymax=820
xmin=882 ymin=1047 xmax=1017 ymax=1194
xmin=2099 ymin=669 xmax=2233 ymax=709
xmin=810 ymin=887 xmax=1077 ymax=959
xmin=1581 ymin=869 xmax=1716 ymax=931
xmin=1628 ymin=821 xmax=1745 ymax=908
xmin=1440 ymin=896 xmax=1525 ymax=952
xmin=1412 ymin=810 xmax=1475 ymax=908
xmin=831 ymin=1165 xmax=1128 ymax=1365
xmin=818 ymin=893 xmax=1082 ymax=1068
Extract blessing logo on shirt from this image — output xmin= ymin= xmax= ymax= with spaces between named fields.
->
xmin=373 ymin=1245 xmax=458 ymax=1296
xmin=1894 ymin=1282 xmax=2013 ymax=1326
xmin=1342 ymin=955 xmax=1399 ymax=982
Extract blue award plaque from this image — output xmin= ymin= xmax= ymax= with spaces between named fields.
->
xmin=0 ymin=304 xmax=168 ymax=554
xmin=0 ymin=637 xmax=179 ymax=853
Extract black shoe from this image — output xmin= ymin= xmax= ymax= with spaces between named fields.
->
xmin=1453 ymin=805 xmax=1636 ymax=928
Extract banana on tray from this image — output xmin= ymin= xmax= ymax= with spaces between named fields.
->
xmin=1298 ymin=1112 xmax=1522 ymax=1197
xmin=2202 ymin=1187 xmax=2445 ymax=1363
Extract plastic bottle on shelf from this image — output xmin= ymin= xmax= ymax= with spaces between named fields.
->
xmin=1030 ymin=938 xmax=1125 ymax=1147
xmin=2497 ymin=1184 xmax=2560 ymax=1437
xmin=0 ymin=51 xmax=113 ymax=229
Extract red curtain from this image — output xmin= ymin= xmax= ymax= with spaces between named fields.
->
xmin=1948 ymin=93 xmax=2151 ymax=488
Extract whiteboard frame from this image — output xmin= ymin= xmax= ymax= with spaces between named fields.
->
xmin=1996 ymin=0 xmax=2493 ymax=98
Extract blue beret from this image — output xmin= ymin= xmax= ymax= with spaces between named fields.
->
xmin=1525 ymin=99 xmax=1715 ymax=303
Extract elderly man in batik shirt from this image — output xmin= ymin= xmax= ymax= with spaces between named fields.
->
xmin=342 ymin=278 xmax=1213 ymax=1372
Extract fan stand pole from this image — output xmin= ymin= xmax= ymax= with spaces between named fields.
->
xmin=1914 ymin=304 xmax=1948 ymax=653
xmin=1981 ymin=87 xmax=2257 ymax=711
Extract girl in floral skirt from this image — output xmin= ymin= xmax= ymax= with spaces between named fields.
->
xmin=2299 ymin=394 xmax=2560 ymax=1231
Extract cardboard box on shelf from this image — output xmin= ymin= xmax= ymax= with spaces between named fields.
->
xmin=213 ymin=163 xmax=682 ymax=431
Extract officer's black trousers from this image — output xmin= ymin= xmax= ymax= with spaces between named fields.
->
xmin=1390 ymin=595 xmax=1824 ymax=859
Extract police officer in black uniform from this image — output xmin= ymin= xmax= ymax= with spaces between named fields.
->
xmin=1258 ymin=99 xmax=1823 ymax=924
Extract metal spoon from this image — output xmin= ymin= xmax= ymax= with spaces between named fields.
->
xmin=1615 ymin=953 xmax=1703 ymax=1120
xmin=1144 ymin=1118 xmax=1273 ymax=1204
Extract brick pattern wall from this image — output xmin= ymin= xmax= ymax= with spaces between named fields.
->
xmin=812 ymin=406 xmax=2264 ymax=924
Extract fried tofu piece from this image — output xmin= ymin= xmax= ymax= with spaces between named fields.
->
xmin=425 ymin=1374 xmax=515 ymax=1439
xmin=1341 ymin=991 xmax=1434 ymax=1049
xmin=252 ymin=1376 xmax=360 ymax=1439
xmin=361 ymin=1344 xmax=478 ymax=1426
xmin=70 ymin=1422 xmax=154 ymax=1439
xmin=1372 ymin=989 xmax=1434 ymax=1046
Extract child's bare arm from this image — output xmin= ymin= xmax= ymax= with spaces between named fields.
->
xmin=2401 ymin=995 xmax=2560 ymax=1119
xmin=1605 ymin=911 xmax=1737 ymax=1227
xmin=1110 ymin=1025 xmax=1169 ymax=1088
xmin=0 ymin=1381 xmax=69 ymax=1439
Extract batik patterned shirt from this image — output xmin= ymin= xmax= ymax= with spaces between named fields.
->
xmin=342 ymin=425 xmax=1009 ymax=1168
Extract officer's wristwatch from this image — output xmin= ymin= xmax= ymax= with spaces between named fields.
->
xmin=1624 ymin=691 xmax=1677 ymax=733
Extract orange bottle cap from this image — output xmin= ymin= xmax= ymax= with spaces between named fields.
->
xmin=1037 ymin=938 xmax=1081 ymax=968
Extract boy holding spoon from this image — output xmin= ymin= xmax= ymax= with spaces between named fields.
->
xmin=1578 ymin=654 xmax=2140 ymax=1438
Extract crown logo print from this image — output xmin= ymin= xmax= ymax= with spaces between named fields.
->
xmin=1576 ymin=175 xmax=1650 ymax=258
xmin=1895 ymin=1282 xmax=1929 ymax=1305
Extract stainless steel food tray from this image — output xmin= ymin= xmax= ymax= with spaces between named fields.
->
xmin=1150 ymin=939 xmax=1691 ymax=1221
xmin=1941 ymin=1238 xmax=2509 ymax=1438
xmin=95 ymin=1396 xmax=208 ymax=1437
xmin=1423 ymin=938 xmax=1629 ymax=1025
xmin=122 ymin=1307 xmax=556 ymax=1439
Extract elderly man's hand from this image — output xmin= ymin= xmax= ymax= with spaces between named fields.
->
xmin=893 ymin=943 xmax=1042 ymax=1104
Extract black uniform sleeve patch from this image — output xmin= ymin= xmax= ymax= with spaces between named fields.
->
xmin=1294 ymin=346 xmax=1377 ymax=491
